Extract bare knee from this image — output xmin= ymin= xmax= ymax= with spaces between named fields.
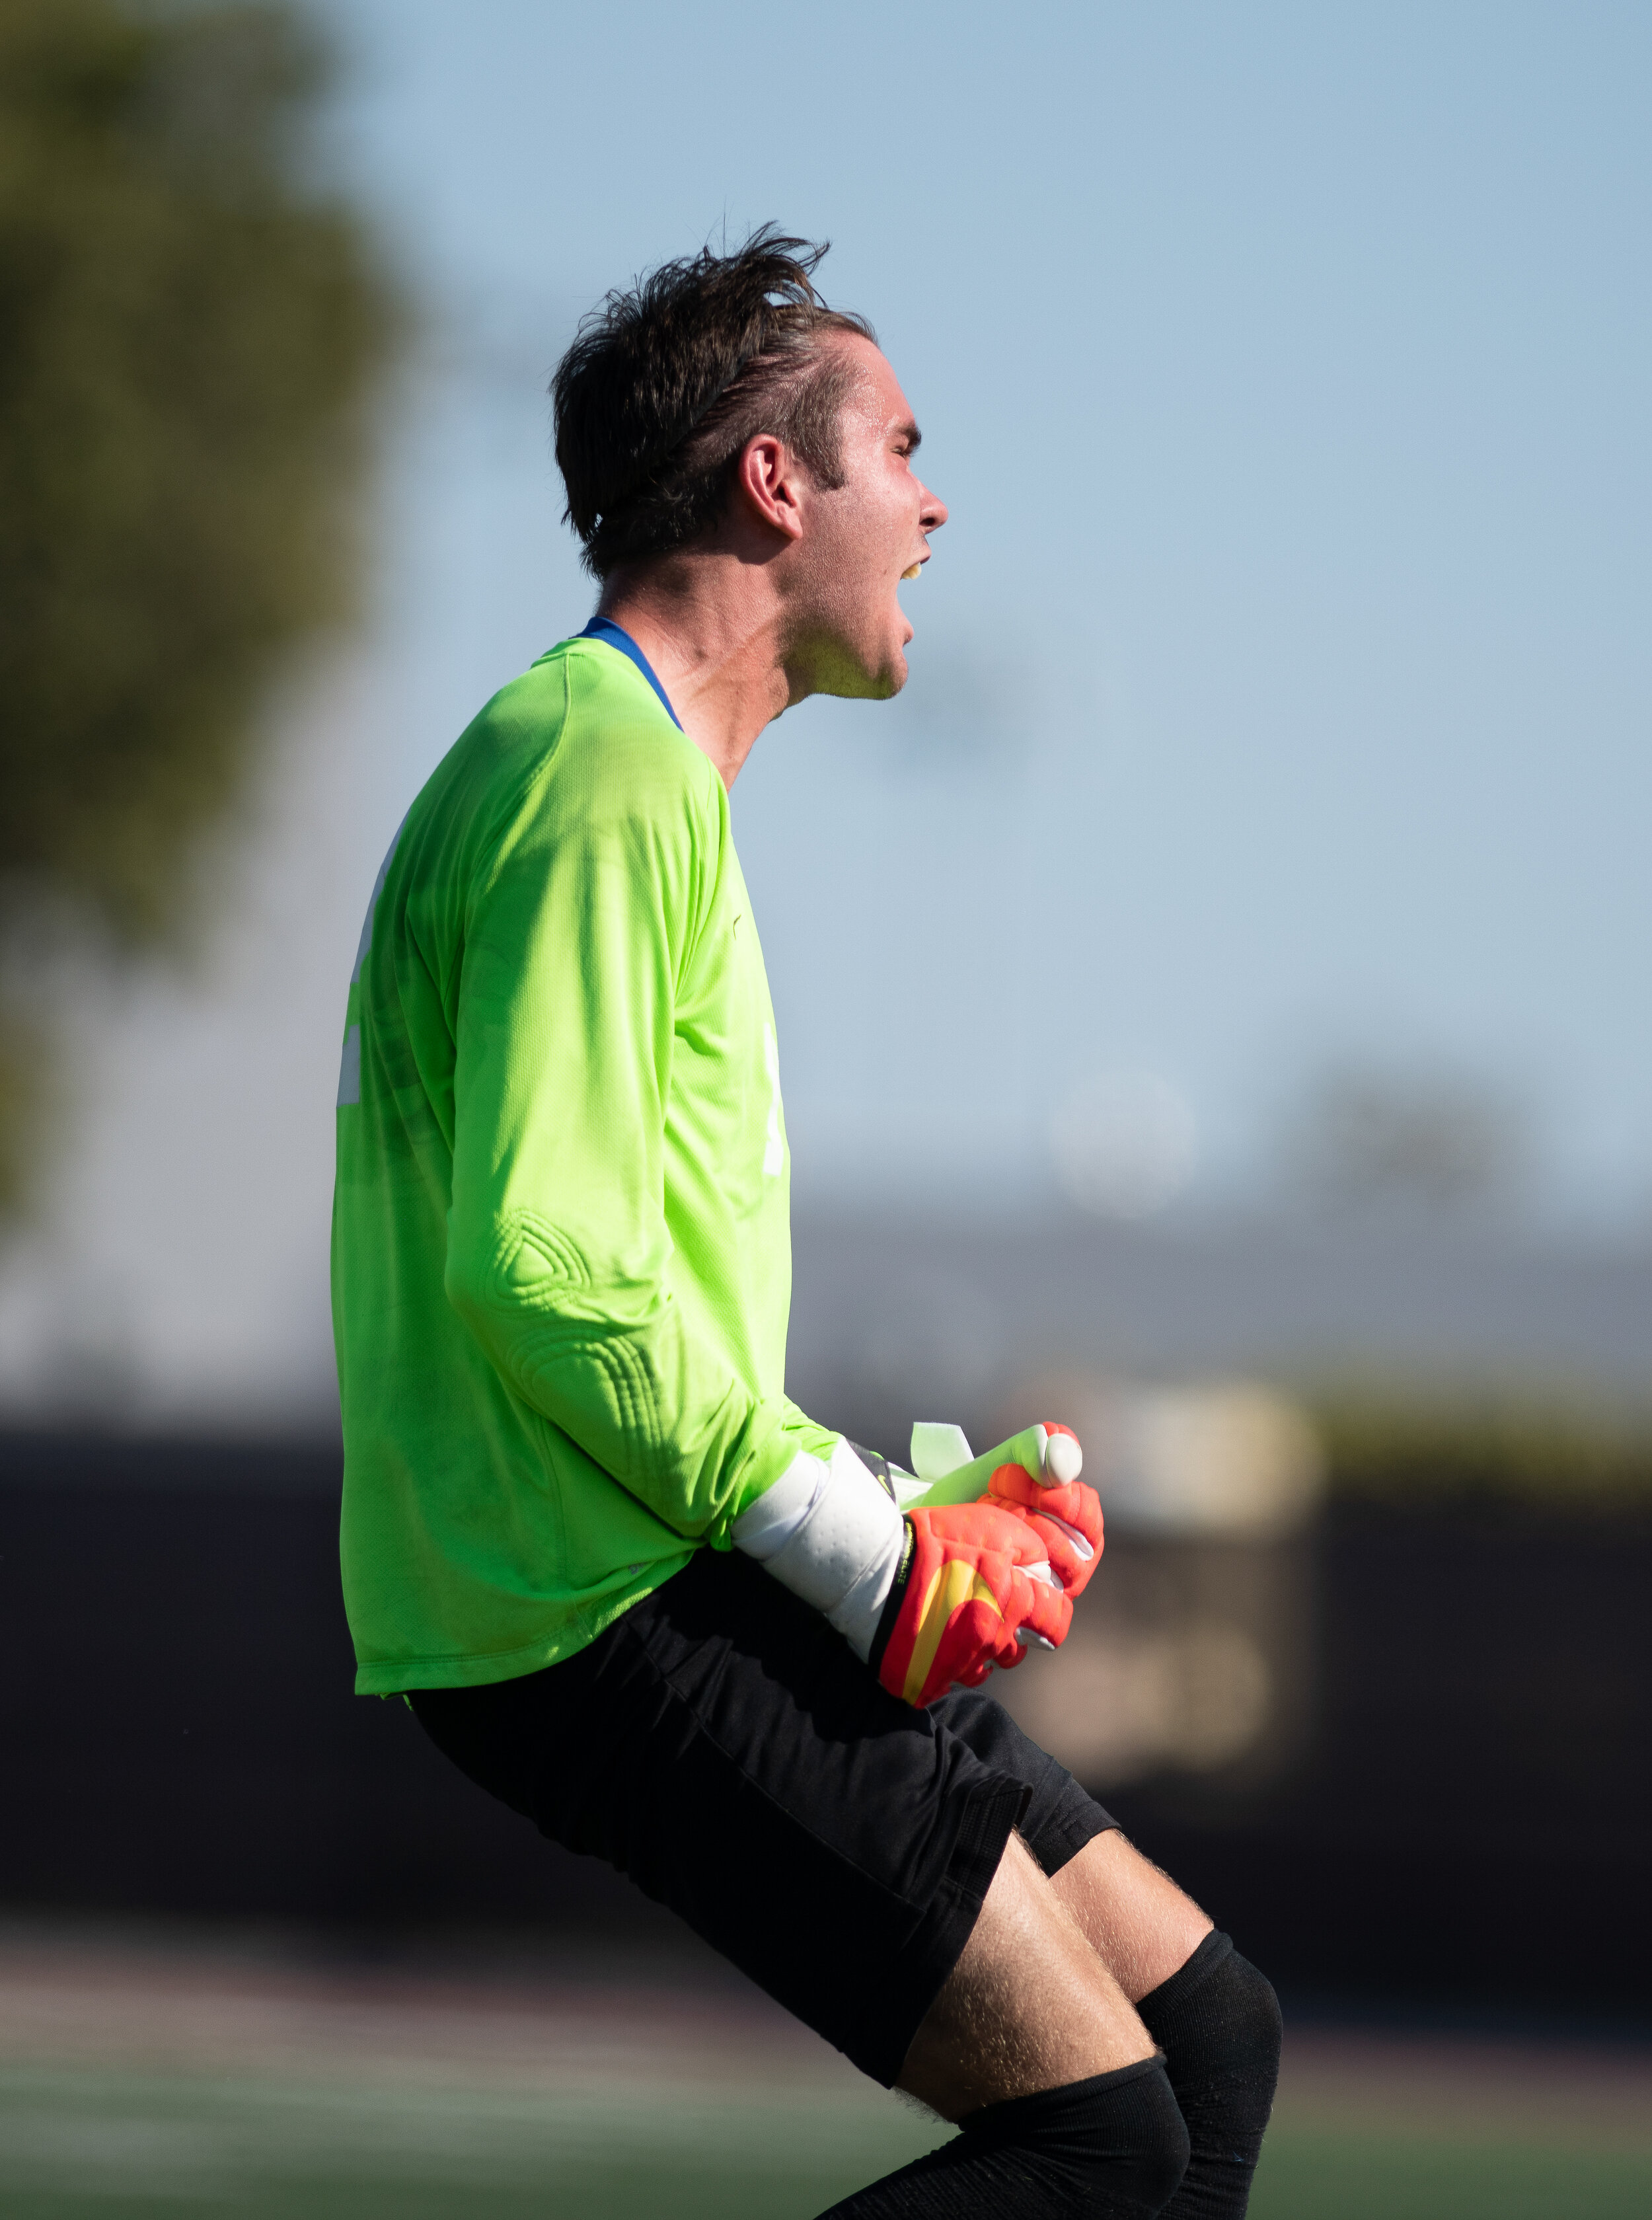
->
xmin=1052 ymin=1827 xmax=1215 ymax=2003
xmin=897 ymin=1831 xmax=1156 ymax=2122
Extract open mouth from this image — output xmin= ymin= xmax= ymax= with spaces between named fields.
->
xmin=901 ymin=562 xmax=922 ymax=580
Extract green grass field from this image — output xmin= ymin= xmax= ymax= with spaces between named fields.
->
xmin=1252 ymin=2126 xmax=1652 ymax=2220
xmin=0 ymin=2063 xmax=929 ymax=2219
xmin=3 ymin=1925 xmax=1650 ymax=2220
xmin=5 ymin=2059 xmax=1652 ymax=2220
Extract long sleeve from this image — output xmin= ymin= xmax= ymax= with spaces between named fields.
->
xmin=336 ymin=637 xmax=830 ymax=1691
xmin=440 ymin=724 xmax=817 ymax=1545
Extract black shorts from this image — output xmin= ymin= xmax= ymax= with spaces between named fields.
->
xmin=411 ymin=1547 xmax=1117 ymax=2086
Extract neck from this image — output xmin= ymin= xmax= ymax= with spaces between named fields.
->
xmin=598 ymin=556 xmax=793 ymax=789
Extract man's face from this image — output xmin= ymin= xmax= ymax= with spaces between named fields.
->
xmin=786 ymin=336 xmax=948 ymax=703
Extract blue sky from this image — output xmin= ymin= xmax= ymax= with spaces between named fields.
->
xmin=3 ymin=0 xmax=1647 ymax=1424
xmin=315 ymin=0 xmax=1651 ymax=1225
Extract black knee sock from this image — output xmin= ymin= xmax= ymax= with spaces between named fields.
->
xmin=1135 ymin=1933 xmax=1281 ymax=2219
xmin=816 ymin=2057 xmax=1191 ymax=2218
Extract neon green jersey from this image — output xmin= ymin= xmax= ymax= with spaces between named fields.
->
xmin=331 ymin=634 xmax=834 ymax=1696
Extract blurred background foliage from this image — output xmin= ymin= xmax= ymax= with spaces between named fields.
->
xmin=1313 ymin=1391 xmax=1652 ymax=1511
xmin=0 ymin=0 xmax=396 ymax=1207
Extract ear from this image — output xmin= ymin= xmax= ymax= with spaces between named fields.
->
xmin=732 ymin=432 xmax=807 ymax=544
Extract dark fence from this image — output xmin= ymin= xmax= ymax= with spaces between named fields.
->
xmin=2 ymin=1433 xmax=1649 ymax=2013
xmin=1110 ymin=1497 xmax=1652 ymax=2013
xmin=0 ymin=1434 xmax=617 ymax=1930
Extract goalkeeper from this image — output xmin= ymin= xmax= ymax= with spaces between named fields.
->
xmin=332 ymin=229 xmax=1280 ymax=2218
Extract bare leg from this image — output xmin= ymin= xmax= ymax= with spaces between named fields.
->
xmin=1051 ymin=1828 xmax=1215 ymax=2001
xmin=896 ymin=1831 xmax=1156 ymax=2118
xmin=1057 ymin=1829 xmax=1280 ymax=2220
xmin=821 ymin=1831 xmax=1202 ymax=2215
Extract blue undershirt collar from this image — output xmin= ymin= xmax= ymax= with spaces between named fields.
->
xmin=578 ymin=616 xmax=683 ymax=731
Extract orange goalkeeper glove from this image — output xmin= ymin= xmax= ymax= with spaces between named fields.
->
xmin=984 ymin=1422 xmax=1104 ymax=1599
xmin=868 ymin=1501 xmax=1070 ymax=1708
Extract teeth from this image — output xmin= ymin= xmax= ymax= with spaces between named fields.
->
xmin=901 ymin=563 xmax=922 ymax=580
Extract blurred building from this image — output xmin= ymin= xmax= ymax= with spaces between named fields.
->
xmin=788 ymin=1208 xmax=1652 ymax=1459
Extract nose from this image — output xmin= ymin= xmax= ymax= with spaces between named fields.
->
xmin=919 ymin=480 xmax=948 ymax=533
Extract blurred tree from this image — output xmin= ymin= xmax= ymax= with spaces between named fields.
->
xmin=1283 ymin=1061 xmax=1528 ymax=1219
xmin=0 ymin=0 xmax=394 ymax=1206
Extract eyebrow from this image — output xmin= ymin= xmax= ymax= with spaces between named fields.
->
xmin=895 ymin=418 xmax=922 ymax=453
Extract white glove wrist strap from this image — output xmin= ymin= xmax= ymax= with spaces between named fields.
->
xmin=733 ymin=1439 xmax=905 ymax=1663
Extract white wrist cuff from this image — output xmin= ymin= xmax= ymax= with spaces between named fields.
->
xmin=733 ymin=1438 xmax=905 ymax=1662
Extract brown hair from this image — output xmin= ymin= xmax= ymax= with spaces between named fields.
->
xmin=552 ymin=227 xmax=875 ymax=579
